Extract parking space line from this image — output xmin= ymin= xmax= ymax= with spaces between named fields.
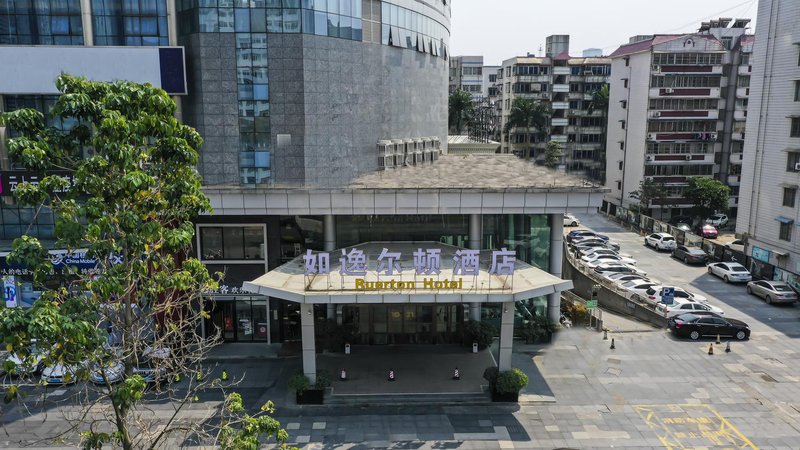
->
xmin=634 ymin=403 xmax=758 ymax=449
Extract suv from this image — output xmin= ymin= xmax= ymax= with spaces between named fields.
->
xmin=645 ymin=232 xmax=677 ymax=251
xmin=705 ymin=214 xmax=728 ymax=228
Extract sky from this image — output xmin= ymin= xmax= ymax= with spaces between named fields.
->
xmin=449 ymin=0 xmax=759 ymax=65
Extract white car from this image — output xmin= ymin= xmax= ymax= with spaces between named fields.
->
xmin=593 ymin=262 xmax=647 ymax=277
xmin=620 ymin=280 xmax=661 ymax=301
xmin=580 ymin=248 xmax=633 ymax=259
xmin=644 ymin=286 xmax=708 ymax=304
xmin=581 ymin=254 xmax=637 ymax=267
xmin=3 ymin=351 xmax=45 ymax=376
xmin=606 ymin=273 xmax=652 ymax=284
xmin=563 ymin=214 xmax=580 ymax=227
xmin=707 ymin=262 xmax=752 ymax=283
xmin=572 ymin=239 xmax=621 ymax=251
xmin=645 ymin=232 xmax=677 ymax=251
xmin=657 ymin=298 xmax=725 ymax=317
xmin=705 ymin=214 xmax=728 ymax=228
xmin=41 ymin=362 xmax=85 ymax=385
xmin=90 ymin=360 xmax=126 ymax=385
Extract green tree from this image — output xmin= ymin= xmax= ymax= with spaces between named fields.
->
xmin=0 ymin=75 xmax=220 ymax=450
xmin=503 ymin=98 xmax=550 ymax=159
xmin=217 ymin=394 xmax=296 ymax=450
xmin=587 ymin=84 xmax=609 ymax=116
xmin=629 ymin=179 xmax=671 ymax=217
xmin=544 ymin=140 xmax=563 ymax=169
xmin=684 ymin=177 xmax=730 ymax=220
xmin=448 ymin=89 xmax=474 ymax=134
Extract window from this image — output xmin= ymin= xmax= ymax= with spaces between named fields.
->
xmin=795 ymin=81 xmax=800 ymax=102
xmin=200 ymin=226 xmax=265 ymax=260
xmin=623 ymin=79 xmax=629 ymax=88
xmin=0 ymin=0 xmax=84 ymax=45
xmin=784 ymin=187 xmax=797 ymax=207
xmin=780 ymin=222 xmax=793 ymax=242
xmin=621 ymin=100 xmax=627 ymax=109
xmin=619 ymin=141 xmax=624 ymax=150
xmin=792 ymin=119 xmax=800 ymax=138
xmin=620 ymin=120 xmax=626 ymax=130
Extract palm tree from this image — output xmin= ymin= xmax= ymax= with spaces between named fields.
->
xmin=448 ymin=89 xmax=474 ymax=134
xmin=503 ymin=98 xmax=550 ymax=159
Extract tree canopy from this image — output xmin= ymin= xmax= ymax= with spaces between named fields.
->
xmin=544 ymin=140 xmax=563 ymax=169
xmin=448 ymin=89 xmax=474 ymax=134
xmin=684 ymin=177 xmax=730 ymax=219
xmin=503 ymin=98 xmax=549 ymax=159
xmin=0 ymin=74 xmax=222 ymax=449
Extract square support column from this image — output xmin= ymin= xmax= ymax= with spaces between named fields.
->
xmin=324 ymin=214 xmax=336 ymax=320
xmin=547 ymin=214 xmax=565 ymax=324
xmin=498 ymin=301 xmax=515 ymax=371
xmin=469 ymin=213 xmax=482 ymax=321
xmin=300 ymin=303 xmax=317 ymax=384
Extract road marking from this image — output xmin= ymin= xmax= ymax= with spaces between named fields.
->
xmin=634 ymin=403 xmax=757 ymax=449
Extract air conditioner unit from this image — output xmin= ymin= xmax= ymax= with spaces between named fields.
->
xmin=645 ymin=155 xmax=653 ymax=161
xmin=541 ymin=93 xmax=549 ymax=99
xmin=646 ymin=177 xmax=655 ymax=182
xmin=665 ymin=88 xmax=675 ymax=94
xmin=710 ymin=132 xmax=719 ymax=140
xmin=647 ymin=133 xmax=657 ymax=141
xmin=685 ymin=154 xmax=692 ymax=161
xmin=795 ymin=162 xmax=800 ymax=172
xmin=652 ymin=65 xmax=661 ymax=73
xmin=652 ymin=111 xmax=661 ymax=118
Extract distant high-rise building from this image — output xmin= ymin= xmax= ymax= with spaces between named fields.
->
xmin=498 ymin=35 xmax=611 ymax=182
xmin=603 ymin=19 xmax=753 ymax=221
xmin=737 ymin=0 xmax=800 ymax=282
xmin=582 ymin=48 xmax=603 ymax=57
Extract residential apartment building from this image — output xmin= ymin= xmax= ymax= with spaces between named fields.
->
xmin=448 ymin=55 xmax=483 ymax=98
xmin=603 ymin=19 xmax=753 ymax=221
xmin=738 ymin=0 xmax=800 ymax=285
xmin=0 ymin=0 xmax=604 ymax=379
xmin=498 ymin=35 xmax=611 ymax=182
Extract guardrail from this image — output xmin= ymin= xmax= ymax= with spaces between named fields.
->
xmin=563 ymin=243 xmax=668 ymax=328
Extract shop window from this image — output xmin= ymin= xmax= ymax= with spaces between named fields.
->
xmin=200 ymin=226 xmax=265 ymax=260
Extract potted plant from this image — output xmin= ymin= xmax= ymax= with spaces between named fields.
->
xmin=492 ymin=368 xmax=528 ymax=402
xmin=289 ymin=369 xmax=331 ymax=405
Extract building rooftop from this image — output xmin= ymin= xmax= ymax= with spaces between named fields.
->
xmin=348 ymin=154 xmax=603 ymax=190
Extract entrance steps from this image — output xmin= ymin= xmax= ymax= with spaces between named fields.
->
xmin=325 ymin=390 xmax=491 ymax=406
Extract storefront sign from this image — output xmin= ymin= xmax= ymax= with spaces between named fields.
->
xmin=0 ymin=249 xmax=105 ymax=276
xmin=303 ymin=247 xmax=516 ymax=292
xmin=4 ymin=276 xmax=17 ymax=308
xmin=0 ymin=171 xmax=75 ymax=196
xmin=751 ymin=246 xmax=770 ymax=263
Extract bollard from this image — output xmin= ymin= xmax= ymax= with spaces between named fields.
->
xmin=345 ymin=343 xmax=351 ymax=355
xmin=388 ymin=369 xmax=395 ymax=382
xmin=452 ymin=368 xmax=460 ymax=381
xmin=725 ymin=341 xmax=731 ymax=353
xmin=610 ymin=338 xmax=615 ymax=350
xmin=603 ymin=329 xmax=608 ymax=340
xmin=716 ymin=334 xmax=721 ymax=345
xmin=708 ymin=344 xmax=714 ymax=355
xmin=472 ymin=342 xmax=478 ymax=353
xmin=340 ymin=368 xmax=347 ymax=381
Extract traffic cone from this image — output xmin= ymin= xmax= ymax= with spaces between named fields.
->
xmin=452 ymin=368 xmax=460 ymax=380
xmin=610 ymin=338 xmax=615 ymax=350
xmin=340 ymin=368 xmax=347 ymax=381
xmin=221 ymin=370 xmax=228 ymax=381
xmin=603 ymin=329 xmax=608 ymax=340
xmin=716 ymin=334 xmax=721 ymax=344
xmin=708 ymin=344 xmax=714 ymax=355
xmin=388 ymin=369 xmax=395 ymax=382
xmin=725 ymin=342 xmax=731 ymax=353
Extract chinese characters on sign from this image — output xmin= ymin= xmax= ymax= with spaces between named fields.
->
xmin=303 ymin=247 xmax=516 ymax=291
xmin=0 ymin=171 xmax=76 ymax=196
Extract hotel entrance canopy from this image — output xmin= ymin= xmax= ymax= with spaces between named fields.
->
xmin=243 ymin=242 xmax=573 ymax=304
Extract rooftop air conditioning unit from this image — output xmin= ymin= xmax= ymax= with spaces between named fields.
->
xmin=795 ymin=162 xmax=800 ymax=172
xmin=647 ymin=133 xmax=657 ymax=141
xmin=665 ymin=88 xmax=675 ymax=94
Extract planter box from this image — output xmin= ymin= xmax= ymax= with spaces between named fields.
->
xmin=296 ymin=389 xmax=324 ymax=405
xmin=491 ymin=391 xmax=519 ymax=403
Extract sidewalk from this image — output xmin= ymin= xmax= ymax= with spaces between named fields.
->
xmin=204 ymin=342 xmax=286 ymax=361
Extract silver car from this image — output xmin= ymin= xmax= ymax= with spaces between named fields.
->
xmin=746 ymin=280 xmax=798 ymax=305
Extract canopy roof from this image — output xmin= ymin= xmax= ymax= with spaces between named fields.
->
xmin=243 ymin=242 xmax=573 ymax=304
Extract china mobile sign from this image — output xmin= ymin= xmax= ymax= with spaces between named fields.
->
xmin=303 ymin=247 xmax=516 ymax=292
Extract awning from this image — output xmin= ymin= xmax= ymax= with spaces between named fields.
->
xmin=242 ymin=242 xmax=574 ymax=305
xmin=776 ymin=216 xmax=794 ymax=224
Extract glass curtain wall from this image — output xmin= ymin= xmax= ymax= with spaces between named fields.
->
xmin=0 ymin=0 xmax=84 ymax=45
xmin=91 ymin=0 xmax=169 ymax=46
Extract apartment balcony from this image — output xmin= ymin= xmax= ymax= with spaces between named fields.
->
xmin=583 ymin=93 xmax=594 ymax=101
xmin=552 ymin=118 xmax=569 ymax=127
xmin=568 ymin=92 xmax=584 ymax=100
xmin=580 ymin=126 xmax=605 ymax=134
xmin=645 ymin=153 xmax=715 ymax=164
xmin=584 ymin=75 xmax=608 ymax=83
xmin=649 ymin=109 xmax=719 ymax=120
xmin=647 ymin=132 xmax=718 ymax=142
xmin=514 ymin=75 xmax=551 ymax=83
xmin=729 ymin=196 xmax=739 ymax=208
xmin=734 ymin=110 xmax=747 ymax=121
xmin=730 ymin=153 xmax=744 ymax=164
xmin=732 ymin=132 xmax=745 ymax=141
xmin=727 ymin=174 xmax=741 ymax=186
xmin=550 ymin=134 xmax=568 ymax=143
xmin=736 ymin=87 xmax=750 ymax=98
xmin=551 ymin=102 xmax=570 ymax=110
xmin=653 ymin=65 xmax=723 ymax=75
xmin=646 ymin=176 xmax=691 ymax=185
xmin=552 ymin=84 xmax=570 ymax=93
xmin=738 ymin=65 xmax=752 ymax=75
xmin=650 ymin=87 xmax=721 ymax=98
xmin=553 ymin=66 xmax=570 ymax=75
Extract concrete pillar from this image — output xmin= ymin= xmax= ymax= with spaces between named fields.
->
xmin=324 ymin=215 xmax=336 ymax=320
xmin=498 ymin=301 xmax=515 ymax=371
xmin=468 ymin=213 xmax=482 ymax=321
xmin=79 ymin=0 xmax=93 ymax=46
xmin=0 ymin=94 xmax=7 ymax=171
xmin=547 ymin=214 xmax=565 ymax=324
xmin=300 ymin=303 xmax=316 ymax=384
xmin=166 ymin=0 xmax=178 ymax=46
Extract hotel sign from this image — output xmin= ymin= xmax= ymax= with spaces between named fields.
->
xmin=303 ymin=247 xmax=515 ymax=292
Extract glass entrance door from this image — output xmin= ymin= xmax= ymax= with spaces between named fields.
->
xmin=208 ymin=301 xmax=236 ymax=341
xmin=342 ymin=304 xmax=462 ymax=345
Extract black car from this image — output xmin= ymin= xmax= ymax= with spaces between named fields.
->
xmin=672 ymin=245 xmax=708 ymax=264
xmin=668 ymin=313 xmax=750 ymax=340
xmin=668 ymin=215 xmax=694 ymax=226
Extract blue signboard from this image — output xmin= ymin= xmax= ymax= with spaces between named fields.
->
xmin=0 ymin=249 xmax=102 ymax=276
xmin=661 ymin=287 xmax=675 ymax=305
xmin=751 ymin=246 xmax=770 ymax=263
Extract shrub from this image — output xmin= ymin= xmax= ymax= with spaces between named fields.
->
xmin=288 ymin=373 xmax=310 ymax=394
xmin=464 ymin=320 xmax=496 ymax=349
xmin=495 ymin=368 xmax=529 ymax=395
xmin=483 ymin=366 xmax=499 ymax=388
xmin=561 ymin=299 xmax=589 ymax=324
xmin=315 ymin=369 xmax=332 ymax=389
xmin=520 ymin=315 xmax=557 ymax=343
